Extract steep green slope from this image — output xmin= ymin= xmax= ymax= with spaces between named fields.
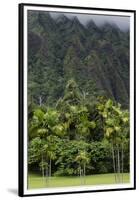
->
xmin=27 ymin=11 xmax=129 ymax=108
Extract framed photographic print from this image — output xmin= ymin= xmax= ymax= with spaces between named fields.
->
xmin=18 ymin=3 xmax=136 ymax=197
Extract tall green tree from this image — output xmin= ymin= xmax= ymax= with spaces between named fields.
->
xmin=75 ymin=151 xmax=90 ymax=184
xmin=97 ymin=98 xmax=129 ymax=182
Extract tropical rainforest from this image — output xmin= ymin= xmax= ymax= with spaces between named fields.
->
xmin=27 ymin=11 xmax=130 ymax=187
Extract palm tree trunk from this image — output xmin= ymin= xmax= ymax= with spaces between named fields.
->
xmin=79 ymin=166 xmax=82 ymax=185
xmin=41 ymin=154 xmax=44 ymax=179
xmin=83 ymin=163 xmax=86 ymax=185
xmin=49 ymin=158 xmax=52 ymax=178
xmin=81 ymin=168 xmax=83 ymax=185
xmin=121 ymin=143 xmax=124 ymax=183
xmin=45 ymin=157 xmax=48 ymax=183
xmin=117 ymin=145 xmax=121 ymax=183
xmin=112 ymin=143 xmax=117 ymax=183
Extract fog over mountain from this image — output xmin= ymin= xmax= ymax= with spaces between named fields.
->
xmin=51 ymin=12 xmax=130 ymax=31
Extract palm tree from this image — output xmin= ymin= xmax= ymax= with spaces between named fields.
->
xmin=75 ymin=151 xmax=90 ymax=185
xmin=97 ymin=98 xmax=129 ymax=183
xmin=46 ymin=135 xmax=57 ymax=178
xmin=117 ymin=109 xmax=129 ymax=182
xmin=28 ymin=137 xmax=48 ymax=179
xmin=29 ymin=108 xmax=60 ymax=180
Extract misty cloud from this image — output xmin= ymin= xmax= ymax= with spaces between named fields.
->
xmin=51 ymin=12 xmax=130 ymax=31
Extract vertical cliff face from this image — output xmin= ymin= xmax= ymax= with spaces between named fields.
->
xmin=28 ymin=11 xmax=129 ymax=108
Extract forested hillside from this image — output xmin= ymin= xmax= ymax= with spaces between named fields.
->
xmin=28 ymin=11 xmax=129 ymax=108
xmin=28 ymin=11 xmax=130 ymax=187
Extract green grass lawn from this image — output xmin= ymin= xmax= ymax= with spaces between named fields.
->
xmin=28 ymin=173 xmax=130 ymax=189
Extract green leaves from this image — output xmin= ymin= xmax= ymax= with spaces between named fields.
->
xmin=97 ymin=98 xmax=129 ymax=142
xmin=52 ymin=124 xmax=66 ymax=137
xmin=76 ymin=123 xmax=90 ymax=136
xmin=75 ymin=151 xmax=90 ymax=165
xmin=28 ymin=137 xmax=46 ymax=164
xmin=34 ymin=109 xmax=45 ymax=121
xmin=44 ymin=109 xmax=59 ymax=127
xmin=37 ymin=128 xmax=48 ymax=137
xmin=28 ymin=80 xmax=129 ymax=177
xmin=89 ymin=121 xmax=96 ymax=129
xmin=105 ymin=99 xmax=113 ymax=108
xmin=63 ymin=79 xmax=82 ymax=105
xmin=105 ymin=127 xmax=113 ymax=137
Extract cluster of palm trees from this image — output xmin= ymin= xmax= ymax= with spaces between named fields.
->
xmin=28 ymin=79 xmax=129 ymax=184
xmin=28 ymin=108 xmax=62 ymax=181
xmin=97 ymin=98 xmax=129 ymax=183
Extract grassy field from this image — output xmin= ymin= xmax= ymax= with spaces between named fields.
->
xmin=28 ymin=173 xmax=130 ymax=189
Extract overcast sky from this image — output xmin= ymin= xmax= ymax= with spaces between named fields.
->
xmin=51 ymin=12 xmax=130 ymax=31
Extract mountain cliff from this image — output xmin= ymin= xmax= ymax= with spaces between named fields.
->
xmin=28 ymin=11 xmax=129 ymax=108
